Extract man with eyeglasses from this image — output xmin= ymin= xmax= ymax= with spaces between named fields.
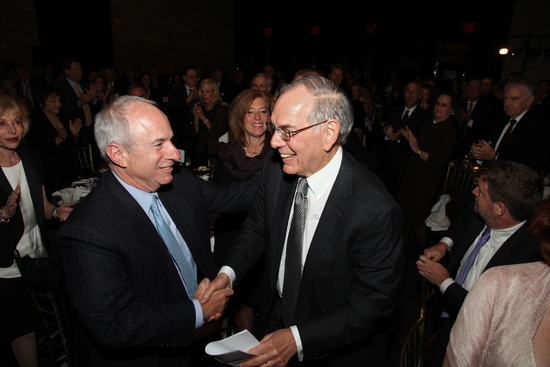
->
xmin=201 ymin=76 xmax=404 ymax=366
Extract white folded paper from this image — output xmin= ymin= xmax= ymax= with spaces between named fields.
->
xmin=52 ymin=186 xmax=91 ymax=205
xmin=205 ymin=329 xmax=259 ymax=366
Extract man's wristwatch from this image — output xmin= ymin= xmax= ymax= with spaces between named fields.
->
xmin=52 ymin=206 xmax=60 ymax=220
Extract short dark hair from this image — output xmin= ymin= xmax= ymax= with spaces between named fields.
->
xmin=527 ymin=196 xmax=550 ymax=265
xmin=477 ymin=160 xmax=543 ymax=221
xmin=61 ymin=57 xmax=80 ymax=72
xmin=37 ymin=85 xmax=62 ymax=108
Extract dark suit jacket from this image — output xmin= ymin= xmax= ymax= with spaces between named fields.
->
xmin=15 ymin=78 xmax=41 ymax=109
xmin=454 ymin=97 xmax=501 ymax=159
xmin=0 ymin=147 xmax=46 ymax=267
xmin=488 ymin=108 xmax=550 ymax=172
xmin=431 ymin=205 xmax=542 ymax=366
xmin=224 ymin=149 xmax=404 ymax=366
xmin=59 ymin=167 xmax=258 ymax=366
xmin=382 ymin=104 xmax=430 ymax=197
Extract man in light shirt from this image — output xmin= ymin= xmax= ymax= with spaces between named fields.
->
xmin=417 ymin=159 xmax=543 ymax=367
xmin=201 ymin=76 xmax=404 ymax=366
xmin=59 ymin=96 xmax=257 ymax=366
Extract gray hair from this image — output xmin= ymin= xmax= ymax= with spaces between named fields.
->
xmin=279 ymin=75 xmax=353 ymax=144
xmin=504 ymin=79 xmax=535 ymax=99
xmin=94 ymin=95 xmax=157 ymax=162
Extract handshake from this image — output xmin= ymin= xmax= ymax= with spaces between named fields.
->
xmin=195 ymin=277 xmax=233 ymax=324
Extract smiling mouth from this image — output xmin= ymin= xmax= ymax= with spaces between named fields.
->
xmin=280 ymin=153 xmax=295 ymax=159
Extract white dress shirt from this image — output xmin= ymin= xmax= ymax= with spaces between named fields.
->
xmin=220 ymin=147 xmax=343 ymax=360
xmin=439 ymin=221 xmax=525 ymax=293
xmin=112 ymin=172 xmax=203 ymax=328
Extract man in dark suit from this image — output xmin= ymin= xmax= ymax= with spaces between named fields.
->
xmin=14 ymin=66 xmax=40 ymax=111
xmin=417 ymin=160 xmax=543 ymax=367
xmin=453 ymin=78 xmax=501 ymax=160
xmin=59 ymin=96 xmax=256 ymax=366
xmin=471 ymin=79 xmax=550 ymax=173
xmin=54 ymin=57 xmax=98 ymax=150
xmin=202 ymin=76 xmax=404 ymax=366
xmin=170 ymin=66 xmax=200 ymax=155
xmin=381 ymin=80 xmax=430 ymax=198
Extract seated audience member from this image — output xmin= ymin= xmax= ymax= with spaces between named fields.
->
xmin=26 ymin=86 xmax=82 ymax=198
xmin=138 ymin=71 xmax=161 ymax=104
xmin=59 ymin=95 xmax=258 ymax=366
xmin=1 ymin=96 xmax=73 ymax=367
xmin=471 ymin=79 xmax=550 ymax=173
xmin=417 ymin=160 xmax=544 ymax=367
xmin=14 ymin=66 xmax=40 ymax=111
xmin=398 ymin=91 xmax=458 ymax=252
xmin=445 ymin=195 xmax=550 ymax=367
xmin=213 ymin=89 xmax=275 ymax=335
xmin=250 ymin=73 xmax=272 ymax=94
xmin=191 ymin=78 xmax=229 ymax=168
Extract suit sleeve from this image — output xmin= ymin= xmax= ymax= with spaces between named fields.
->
xmin=61 ymin=218 xmax=198 ymax=349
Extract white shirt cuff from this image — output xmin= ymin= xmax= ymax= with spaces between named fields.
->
xmin=290 ymin=325 xmax=304 ymax=361
xmin=192 ymin=299 xmax=204 ymax=329
xmin=440 ymin=278 xmax=455 ymax=293
xmin=440 ymin=237 xmax=453 ymax=249
xmin=219 ymin=266 xmax=236 ymax=288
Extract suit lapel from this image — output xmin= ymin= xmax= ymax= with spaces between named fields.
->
xmin=103 ymin=171 xmax=189 ymax=298
xmin=486 ymin=223 xmax=527 ymax=269
xmin=297 ymin=154 xmax=353 ymax=304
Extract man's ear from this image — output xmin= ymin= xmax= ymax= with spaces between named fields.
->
xmin=494 ymin=201 xmax=507 ymax=217
xmin=106 ymin=143 xmax=127 ymax=168
xmin=323 ymin=119 xmax=340 ymax=152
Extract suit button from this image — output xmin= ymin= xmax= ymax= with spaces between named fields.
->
xmin=177 ymin=343 xmax=182 ymax=347
xmin=160 ymin=344 xmax=164 ymax=348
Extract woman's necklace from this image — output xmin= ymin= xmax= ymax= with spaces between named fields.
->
xmin=243 ymin=144 xmax=263 ymax=156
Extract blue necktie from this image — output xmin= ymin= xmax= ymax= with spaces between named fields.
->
xmin=150 ymin=194 xmax=197 ymax=297
xmin=455 ymin=226 xmax=492 ymax=286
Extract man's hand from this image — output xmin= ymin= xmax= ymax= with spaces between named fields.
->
xmin=470 ymin=139 xmax=495 ymax=161
xmin=424 ymin=242 xmax=448 ymax=262
xmin=417 ymin=255 xmax=451 ymax=287
xmin=199 ymin=273 xmax=231 ymax=304
xmin=241 ymin=328 xmax=297 ymax=367
xmin=200 ymin=286 xmax=233 ymax=323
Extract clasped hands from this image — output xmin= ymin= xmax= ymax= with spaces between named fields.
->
xmin=195 ymin=277 xmax=233 ymax=324
xmin=416 ymin=242 xmax=451 ymax=287
xmin=198 ymin=274 xmax=298 ymax=367
xmin=383 ymin=125 xmax=402 ymax=141
xmin=470 ymin=139 xmax=496 ymax=161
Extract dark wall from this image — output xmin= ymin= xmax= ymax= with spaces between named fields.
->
xmin=33 ymin=0 xmax=113 ymax=76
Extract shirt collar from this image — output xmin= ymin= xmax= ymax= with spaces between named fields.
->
xmin=511 ymin=109 xmax=528 ymax=123
xmin=303 ymin=147 xmax=342 ymax=201
xmin=488 ymin=221 xmax=525 ymax=247
xmin=112 ymin=170 xmax=154 ymax=213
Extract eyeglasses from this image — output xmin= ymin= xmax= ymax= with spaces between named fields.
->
xmin=267 ymin=120 xmax=329 ymax=141
xmin=0 ymin=120 xmax=23 ymax=131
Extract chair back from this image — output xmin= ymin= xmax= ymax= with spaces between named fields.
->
xmin=73 ymin=144 xmax=95 ymax=178
xmin=441 ymin=162 xmax=477 ymax=221
xmin=13 ymin=250 xmax=71 ymax=366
